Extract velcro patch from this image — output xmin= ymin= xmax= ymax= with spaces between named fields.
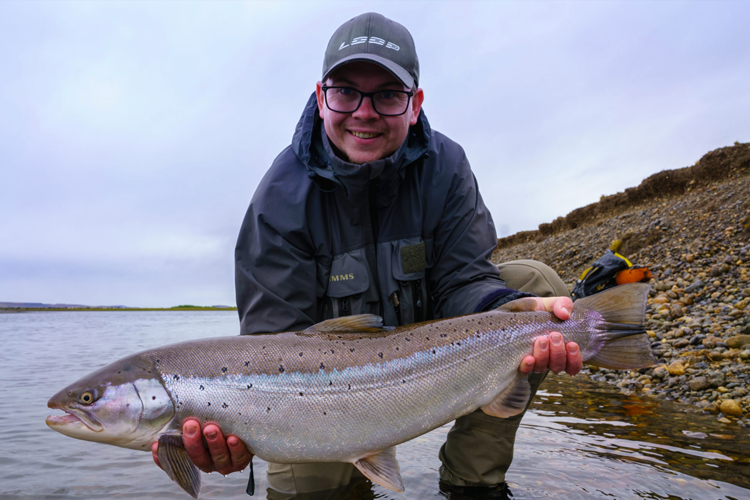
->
xmin=400 ymin=242 xmax=426 ymax=275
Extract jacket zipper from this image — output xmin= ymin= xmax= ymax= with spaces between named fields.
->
xmin=414 ymin=279 xmax=424 ymax=322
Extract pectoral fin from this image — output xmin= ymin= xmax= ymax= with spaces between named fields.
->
xmin=353 ymin=446 xmax=404 ymax=492
xmin=481 ymin=374 xmax=531 ymax=418
xmin=158 ymin=434 xmax=201 ymax=499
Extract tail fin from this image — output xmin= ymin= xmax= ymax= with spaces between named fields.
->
xmin=574 ymin=283 xmax=656 ymax=370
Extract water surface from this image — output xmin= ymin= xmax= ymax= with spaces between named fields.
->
xmin=1 ymin=311 xmax=748 ymax=499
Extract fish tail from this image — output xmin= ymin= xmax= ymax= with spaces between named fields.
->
xmin=575 ymin=283 xmax=656 ymax=370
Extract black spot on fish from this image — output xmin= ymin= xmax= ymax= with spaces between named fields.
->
xmin=406 ymin=338 xmax=411 ymax=342
xmin=299 ymin=392 xmax=304 ymax=396
xmin=200 ymin=385 xmax=204 ymax=390
xmin=262 ymin=346 xmax=266 ymax=349
xmin=402 ymin=380 xmax=406 ymax=383
xmin=350 ymin=348 xmax=355 ymax=352
xmin=378 ymin=352 xmax=383 ymax=358
xmin=267 ymin=407 xmax=271 ymax=413
xmin=440 ymin=334 xmax=447 ymax=338
xmin=207 ymin=402 xmax=211 ymax=406
xmin=457 ymin=342 xmax=461 ymax=346
xmin=425 ymin=337 xmax=429 ymax=340
xmin=247 ymin=384 xmax=252 ymax=389
xmin=222 ymin=367 xmax=227 ymax=373
xmin=152 ymin=396 xmax=156 ymax=400
xmin=299 ymin=352 xmax=303 ymax=356
xmin=245 ymin=361 xmax=250 ymax=366
xmin=348 ymin=384 xmax=351 ymax=390
xmin=331 ymin=349 xmax=335 ymax=354
xmin=396 ymin=347 xmax=400 ymax=350
xmin=329 ymin=381 xmax=333 ymax=385
xmin=432 ymin=350 xmax=436 ymax=354
xmin=279 ymin=365 xmax=285 ymax=373
xmin=173 ymin=375 xmax=180 ymax=380
xmin=323 ymin=411 xmax=327 ymax=416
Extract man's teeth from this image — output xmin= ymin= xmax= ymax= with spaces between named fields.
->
xmin=351 ymin=131 xmax=379 ymax=139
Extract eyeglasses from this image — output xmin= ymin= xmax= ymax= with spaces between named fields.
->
xmin=322 ymin=86 xmax=414 ymax=116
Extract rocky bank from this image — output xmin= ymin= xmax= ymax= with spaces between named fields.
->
xmin=492 ymin=142 xmax=750 ymax=424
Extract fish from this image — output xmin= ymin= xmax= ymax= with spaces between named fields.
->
xmin=46 ymin=283 xmax=654 ymax=498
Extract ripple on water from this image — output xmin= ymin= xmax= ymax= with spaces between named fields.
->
xmin=2 ymin=313 xmax=750 ymax=499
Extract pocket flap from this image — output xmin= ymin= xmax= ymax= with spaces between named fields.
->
xmin=327 ymin=248 xmax=370 ymax=297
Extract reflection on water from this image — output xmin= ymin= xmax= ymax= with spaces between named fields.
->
xmin=1 ymin=312 xmax=749 ymax=499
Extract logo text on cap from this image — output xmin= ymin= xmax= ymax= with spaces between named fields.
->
xmin=339 ymin=37 xmax=400 ymax=51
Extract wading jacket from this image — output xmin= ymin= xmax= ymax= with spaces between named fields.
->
xmin=235 ymin=94 xmax=527 ymax=335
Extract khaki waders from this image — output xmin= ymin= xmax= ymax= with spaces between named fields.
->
xmin=266 ymin=260 xmax=569 ymax=496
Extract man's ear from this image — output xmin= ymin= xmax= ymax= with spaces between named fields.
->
xmin=315 ymin=81 xmax=326 ymax=119
xmin=409 ymin=88 xmax=424 ymax=126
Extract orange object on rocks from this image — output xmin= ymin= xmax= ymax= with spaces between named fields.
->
xmin=616 ymin=267 xmax=653 ymax=285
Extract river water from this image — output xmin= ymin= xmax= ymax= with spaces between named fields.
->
xmin=1 ymin=311 xmax=749 ymax=499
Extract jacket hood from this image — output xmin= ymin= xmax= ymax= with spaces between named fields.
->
xmin=292 ymin=92 xmax=431 ymax=197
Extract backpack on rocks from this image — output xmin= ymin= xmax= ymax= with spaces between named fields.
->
xmin=571 ymin=242 xmax=652 ymax=301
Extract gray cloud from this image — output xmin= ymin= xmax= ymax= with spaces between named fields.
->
xmin=1 ymin=1 xmax=748 ymax=306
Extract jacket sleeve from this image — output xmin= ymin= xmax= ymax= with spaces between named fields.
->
xmin=428 ymin=143 xmax=529 ymax=318
xmin=235 ymin=156 xmax=319 ymax=335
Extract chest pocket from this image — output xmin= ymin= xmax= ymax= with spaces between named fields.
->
xmin=387 ymin=238 xmax=432 ymax=326
xmin=322 ymin=248 xmax=371 ymax=318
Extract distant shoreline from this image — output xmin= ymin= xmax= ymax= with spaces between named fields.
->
xmin=0 ymin=307 xmax=237 ymax=312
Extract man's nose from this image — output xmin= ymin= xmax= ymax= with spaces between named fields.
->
xmin=352 ymin=95 xmax=379 ymax=119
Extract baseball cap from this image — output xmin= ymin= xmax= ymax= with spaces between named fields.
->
xmin=322 ymin=12 xmax=420 ymax=88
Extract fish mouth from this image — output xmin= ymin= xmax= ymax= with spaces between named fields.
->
xmin=46 ymin=403 xmax=103 ymax=432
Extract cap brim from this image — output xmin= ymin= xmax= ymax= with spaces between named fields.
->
xmin=323 ymin=53 xmax=415 ymax=88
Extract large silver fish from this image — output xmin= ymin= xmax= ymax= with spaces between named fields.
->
xmin=47 ymin=283 xmax=654 ymax=497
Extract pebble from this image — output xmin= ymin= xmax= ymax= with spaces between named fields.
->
xmin=689 ymin=377 xmax=711 ymax=391
xmin=720 ymin=399 xmax=744 ymax=417
xmin=492 ymin=142 xmax=750 ymax=416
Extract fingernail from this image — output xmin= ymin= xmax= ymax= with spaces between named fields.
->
xmin=562 ymin=307 xmax=569 ymax=316
xmin=205 ymin=429 xmax=217 ymax=440
xmin=540 ymin=339 xmax=549 ymax=351
xmin=568 ymin=344 xmax=579 ymax=354
xmin=227 ymin=437 xmax=237 ymax=447
xmin=185 ymin=424 xmax=198 ymax=437
xmin=551 ymin=333 xmax=562 ymax=344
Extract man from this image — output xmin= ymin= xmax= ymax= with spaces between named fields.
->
xmin=153 ymin=12 xmax=582 ymax=496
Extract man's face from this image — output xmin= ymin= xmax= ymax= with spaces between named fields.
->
xmin=316 ymin=62 xmax=424 ymax=165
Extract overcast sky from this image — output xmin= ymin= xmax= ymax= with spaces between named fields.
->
xmin=1 ymin=1 xmax=748 ymax=308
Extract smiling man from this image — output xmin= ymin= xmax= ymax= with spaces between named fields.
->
xmin=153 ymin=12 xmax=581 ymax=498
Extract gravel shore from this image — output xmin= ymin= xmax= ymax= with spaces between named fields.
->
xmin=492 ymin=142 xmax=750 ymax=424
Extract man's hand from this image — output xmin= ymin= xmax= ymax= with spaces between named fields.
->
xmin=506 ymin=296 xmax=583 ymax=376
xmin=152 ymin=419 xmax=253 ymax=475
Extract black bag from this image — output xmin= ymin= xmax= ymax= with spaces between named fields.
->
xmin=571 ymin=250 xmax=632 ymax=301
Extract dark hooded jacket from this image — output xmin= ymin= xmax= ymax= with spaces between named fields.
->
xmin=235 ymin=94 xmax=528 ymax=335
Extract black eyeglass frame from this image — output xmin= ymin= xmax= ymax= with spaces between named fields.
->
xmin=321 ymin=86 xmax=415 ymax=116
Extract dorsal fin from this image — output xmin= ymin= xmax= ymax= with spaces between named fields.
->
xmin=353 ymin=446 xmax=404 ymax=492
xmin=303 ymin=314 xmax=385 ymax=333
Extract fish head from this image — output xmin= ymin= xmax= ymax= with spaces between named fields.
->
xmin=46 ymin=354 xmax=176 ymax=451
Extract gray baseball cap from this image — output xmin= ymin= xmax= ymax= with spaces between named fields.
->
xmin=322 ymin=12 xmax=420 ymax=88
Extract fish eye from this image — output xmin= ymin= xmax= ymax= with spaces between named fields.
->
xmin=79 ymin=391 xmax=95 ymax=405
